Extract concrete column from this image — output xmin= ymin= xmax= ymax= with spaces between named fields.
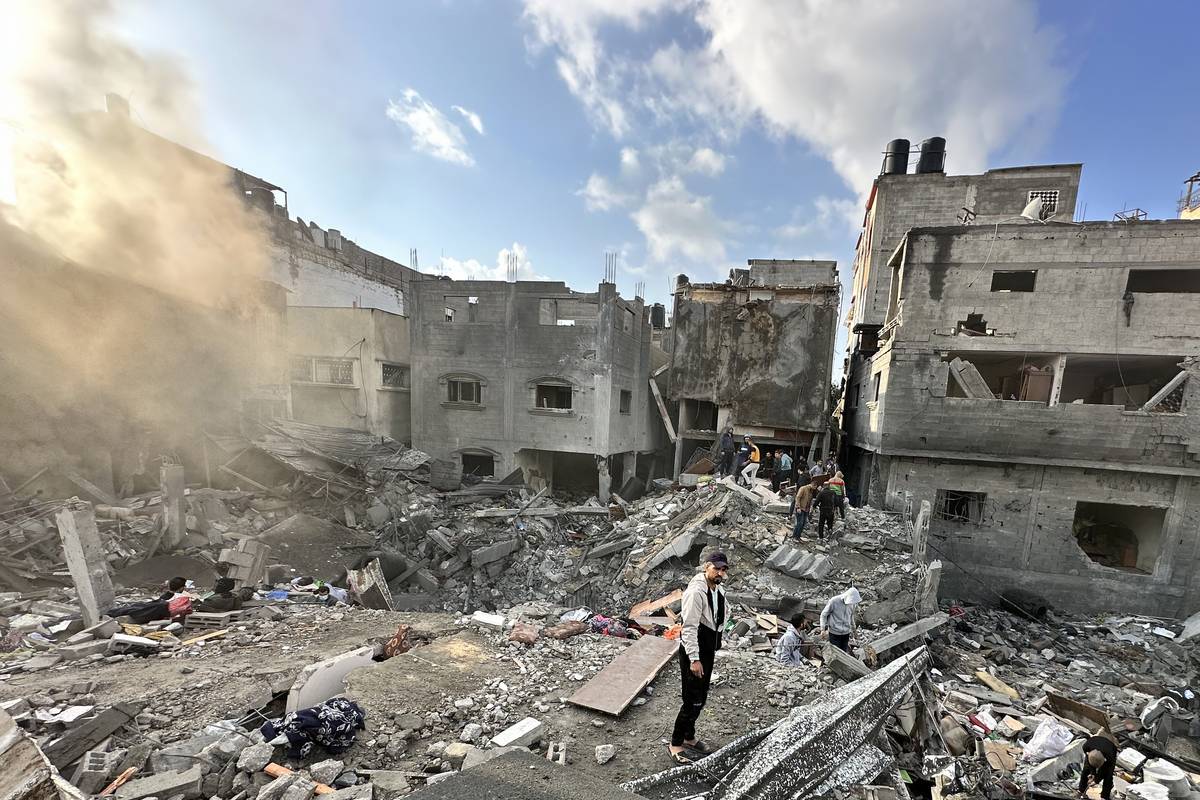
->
xmin=672 ymin=400 xmax=693 ymax=478
xmin=1048 ymin=355 xmax=1067 ymax=406
xmin=55 ymin=506 xmax=115 ymax=627
xmin=160 ymin=464 xmax=186 ymax=550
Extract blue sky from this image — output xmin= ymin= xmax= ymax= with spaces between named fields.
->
xmin=95 ymin=0 xmax=1199 ymax=312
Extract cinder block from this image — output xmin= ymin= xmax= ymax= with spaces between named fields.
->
xmin=490 ymin=717 xmax=544 ymax=748
xmin=58 ymin=639 xmax=110 ymax=660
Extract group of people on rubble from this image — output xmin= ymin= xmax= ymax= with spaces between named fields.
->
xmin=105 ymin=571 xmax=351 ymax=625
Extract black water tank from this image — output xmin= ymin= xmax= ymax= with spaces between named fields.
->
xmin=650 ymin=303 xmax=666 ymax=329
xmin=916 ymin=137 xmax=946 ymax=174
xmin=882 ymin=139 xmax=910 ymax=175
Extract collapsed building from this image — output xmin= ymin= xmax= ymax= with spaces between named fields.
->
xmin=668 ymin=260 xmax=841 ymax=474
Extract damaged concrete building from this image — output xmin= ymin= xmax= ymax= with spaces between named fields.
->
xmin=668 ymin=260 xmax=840 ymax=474
xmin=410 ymin=279 xmax=669 ymax=496
xmin=843 ymin=215 xmax=1200 ymax=616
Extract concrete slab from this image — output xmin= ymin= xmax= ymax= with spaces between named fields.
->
xmin=287 ymin=646 xmax=378 ymax=713
xmin=407 ymin=749 xmax=639 ymax=799
xmin=490 ymin=717 xmax=544 ymax=748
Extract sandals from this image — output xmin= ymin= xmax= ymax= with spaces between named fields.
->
xmin=667 ymin=747 xmax=693 ymax=765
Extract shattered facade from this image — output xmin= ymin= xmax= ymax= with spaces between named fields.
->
xmin=410 ymin=279 xmax=668 ymax=496
xmin=844 ymin=220 xmax=1200 ymax=616
xmin=669 ymin=260 xmax=840 ymax=473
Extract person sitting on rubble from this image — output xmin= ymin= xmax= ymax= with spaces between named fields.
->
xmin=819 ymin=587 xmax=861 ymax=653
xmin=775 ymin=614 xmax=814 ymax=667
xmin=790 ymin=479 xmax=821 ymax=540
xmin=1078 ymin=735 xmax=1117 ymax=799
xmin=669 ymin=551 xmax=729 ymax=765
xmin=194 ymin=577 xmax=243 ymax=613
xmin=315 ymin=583 xmax=350 ymax=607
xmin=156 ymin=576 xmax=189 ymax=601
xmin=815 ymin=483 xmax=838 ymax=539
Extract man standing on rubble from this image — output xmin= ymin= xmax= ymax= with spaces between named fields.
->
xmin=819 ymin=587 xmax=861 ymax=653
xmin=718 ymin=427 xmax=735 ymax=477
xmin=1078 ymin=736 xmax=1117 ymax=800
xmin=815 ymin=482 xmax=838 ymax=539
xmin=739 ymin=437 xmax=761 ymax=486
xmin=669 ymin=551 xmax=729 ymax=764
xmin=790 ymin=479 xmax=820 ymax=539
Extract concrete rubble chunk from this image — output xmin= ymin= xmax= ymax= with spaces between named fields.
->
xmin=309 ymin=758 xmax=345 ymax=785
xmin=765 ymin=543 xmax=832 ymax=580
xmin=286 ymin=645 xmax=377 ymax=713
xmin=282 ymin=776 xmax=318 ymax=800
xmin=489 ymin=716 xmax=544 ymax=748
xmin=442 ymin=742 xmax=476 ymax=768
xmin=460 ymin=722 xmax=484 ymax=742
xmin=237 ymin=740 xmax=275 ymax=773
xmin=114 ymin=765 xmax=203 ymax=800
xmin=595 ymin=744 xmax=616 ymax=764
xmin=470 ymin=611 xmax=505 ymax=629
xmin=258 ymin=773 xmax=299 ymax=800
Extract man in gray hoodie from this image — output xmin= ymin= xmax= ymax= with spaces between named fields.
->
xmin=668 ymin=551 xmax=728 ymax=763
xmin=819 ymin=586 xmax=861 ymax=653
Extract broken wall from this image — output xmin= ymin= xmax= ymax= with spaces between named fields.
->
xmin=669 ymin=282 xmax=838 ymax=432
xmin=285 ymin=307 xmax=411 ymax=442
xmin=883 ymin=456 xmax=1200 ymax=616
xmin=410 ymin=280 xmax=662 ymax=484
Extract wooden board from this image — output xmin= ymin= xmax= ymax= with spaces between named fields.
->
xmin=566 ymin=635 xmax=679 ymax=716
xmin=629 ymin=589 xmax=683 ymax=619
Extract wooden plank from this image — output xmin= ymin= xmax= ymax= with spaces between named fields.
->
xmin=62 ymin=469 xmax=117 ymax=505
xmin=648 ymin=376 xmax=677 ymax=444
xmin=11 ymin=466 xmax=49 ymax=496
xmin=629 ymin=589 xmax=683 ymax=619
xmin=44 ymin=701 xmax=143 ymax=769
xmin=180 ymin=629 xmax=229 ymax=646
xmin=974 ymin=670 xmax=1020 ymax=700
xmin=1045 ymin=691 xmax=1110 ymax=734
xmin=218 ymin=465 xmax=286 ymax=497
xmin=566 ymin=635 xmax=679 ymax=716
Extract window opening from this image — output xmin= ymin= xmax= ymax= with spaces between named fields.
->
xmin=1058 ymin=355 xmax=1183 ymax=409
xmin=381 ymin=363 xmax=409 ymax=388
xmin=1126 ymin=269 xmax=1200 ymax=293
xmin=535 ymin=383 xmax=573 ymax=410
xmin=444 ymin=307 xmax=455 ymax=323
xmin=619 ymin=390 xmax=632 ymax=414
xmin=1028 ymin=190 xmax=1059 ymax=215
xmin=314 ymin=358 xmax=354 ymax=385
xmin=468 ymin=296 xmax=479 ymax=322
xmin=872 ymin=373 xmax=881 ymax=402
xmin=934 ymin=490 xmax=986 ymax=524
xmin=290 ymin=356 xmax=314 ymax=383
xmin=956 ymin=313 xmax=992 ymax=336
xmin=448 ymin=379 xmax=481 ymax=404
xmin=461 ymin=453 xmax=495 ymax=478
xmin=990 ymin=271 xmax=1037 ymax=292
xmin=1073 ymin=501 xmax=1164 ymax=573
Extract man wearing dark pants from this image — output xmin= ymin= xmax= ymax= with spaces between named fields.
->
xmin=820 ymin=587 xmax=861 ymax=652
xmin=669 ymin=552 xmax=728 ymax=763
xmin=1079 ymin=735 xmax=1117 ymax=799
xmin=816 ymin=484 xmax=837 ymax=539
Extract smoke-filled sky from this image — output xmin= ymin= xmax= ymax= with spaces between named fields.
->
xmin=4 ymin=0 xmax=1199 ymax=312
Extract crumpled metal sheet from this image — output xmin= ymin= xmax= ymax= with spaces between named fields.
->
xmin=624 ymin=646 xmax=929 ymax=800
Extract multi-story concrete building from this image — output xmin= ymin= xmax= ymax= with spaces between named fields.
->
xmin=844 ymin=219 xmax=1200 ymax=616
xmin=668 ymin=260 xmax=840 ymax=475
xmin=409 ymin=279 xmax=668 ymax=496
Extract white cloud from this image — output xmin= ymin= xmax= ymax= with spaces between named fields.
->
xmin=776 ymin=195 xmax=861 ymax=239
xmin=438 ymin=242 xmax=547 ymax=281
xmin=686 ymin=146 xmax=725 ymax=176
xmin=578 ymin=173 xmax=633 ymax=212
xmin=619 ymin=146 xmax=640 ymax=174
xmin=524 ymin=0 xmax=1067 ymax=192
xmin=386 ymin=89 xmax=475 ymax=166
xmin=522 ymin=0 xmax=678 ymax=137
xmin=451 ymin=104 xmax=485 ymax=136
xmin=632 ymin=176 xmax=729 ymax=263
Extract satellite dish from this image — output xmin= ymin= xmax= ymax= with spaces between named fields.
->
xmin=1020 ymin=195 xmax=1047 ymax=222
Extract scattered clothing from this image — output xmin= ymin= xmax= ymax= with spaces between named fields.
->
xmin=261 ymin=697 xmax=366 ymax=759
xmin=195 ymin=593 xmax=241 ymax=613
xmin=325 ymin=586 xmax=349 ymax=605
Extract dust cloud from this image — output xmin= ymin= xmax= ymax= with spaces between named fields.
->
xmin=0 ymin=1 xmax=282 ymax=493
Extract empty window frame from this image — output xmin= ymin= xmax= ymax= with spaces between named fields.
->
xmin=380 ymin=363 xmax=409 ymax=389
xmin=444 ymin=307 xmax=455 ymax=323
xmin=619 ymin=389 xmax=632 ymax=414
xmin=290 ymin=356 xmax=355 ymax=385
xmin=1126 ymin=269 xmax=1200 ymax=293
xmin=990 ymin=270 xmax=1037 ymax=292
xmin=447 ymin=379 xmax=481 ymax=404
xmin=1058 ymin=355 xmax=1183 ymax=409
xmin=872 ymin=373 xmax=881 ymax=402
xmin=461 ymin=452 xmax=495 ymax=478
xmin=934 ymin=490 xmax=986 ymax=524
xmin=1028 ymin=189 xmax=1059 ymax=214
xmin=535 ymin=383 xmax=572 ymax=410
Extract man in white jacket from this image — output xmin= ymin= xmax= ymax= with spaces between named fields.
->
xmin=669 ymin=551 xmax=728 ymax=763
